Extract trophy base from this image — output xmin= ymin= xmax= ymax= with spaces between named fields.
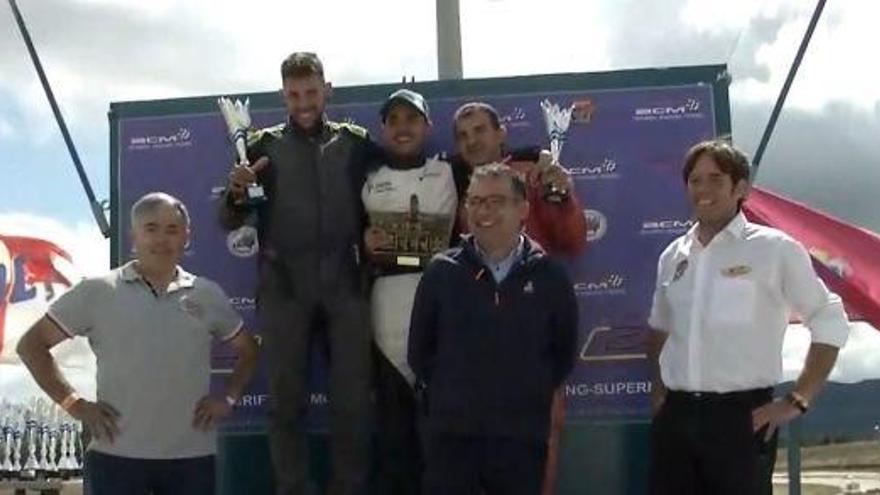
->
xmin=371 ymin=253 xmax=431 ymax=270
xmin=542 ymin=184 xmax=569 ymax=204
xmin=245 ymin=185 xmax=267 ymax=206
xmin=396 ymin=255 xmax=421 ymax=267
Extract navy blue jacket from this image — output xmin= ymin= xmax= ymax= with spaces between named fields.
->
xmin=408 ymin=234 xmax=578 ymax=439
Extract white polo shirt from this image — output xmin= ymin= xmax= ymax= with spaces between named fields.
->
xmin=648 ymin=212 xmax=849 ymax=393
xmin=48 ymin=261 xmax=243 ymax=459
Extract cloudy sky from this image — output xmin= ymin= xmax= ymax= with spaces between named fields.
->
xmin=1 ymin=0 xmax=878 ymax=398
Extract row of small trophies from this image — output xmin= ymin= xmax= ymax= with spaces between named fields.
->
xmin=0 ymin=398 xmax=83 ymax=480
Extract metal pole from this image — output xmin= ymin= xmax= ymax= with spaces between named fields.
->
xmin=8 ymin=0 xmax=110 ymax=237
xmin=436 ymin=0 xmax=463 ymax=80
xmin=751 ymin=0 xmax=826 ymax=182
xmin=787 ymin=418 xmax=803 ymax=495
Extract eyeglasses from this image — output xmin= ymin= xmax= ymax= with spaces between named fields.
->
xmin=464 ymin=194 xmax=518 ymax=210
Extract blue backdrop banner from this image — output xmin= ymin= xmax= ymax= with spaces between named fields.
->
xmin=113 ymin=70 xmax=723 ymax=431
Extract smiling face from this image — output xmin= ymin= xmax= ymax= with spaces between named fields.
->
xmin=454 ymin=108 xmax=506 ymax=168
xmin=130 ymin=201 xmax=189 ymax=273
xmin=465 ymin=173 xmax=529 ymax=254
xmin=282 ymin=74 xmax=330 ymax=131
xmin=381 ymin=103 xmax=430 ymax=161
xmin=686 ymin=153 xmax=748 ymax=228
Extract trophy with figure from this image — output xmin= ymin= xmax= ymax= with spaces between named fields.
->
xmin=218 ymin=97 xmax=265 ymax=205
xmin=540 ymin=99 xmax=575 ymax=203
xmin=21 ymin=403 xmax=38 ymax=480
xmin=1 ymin=401 xmax=14 ymax=478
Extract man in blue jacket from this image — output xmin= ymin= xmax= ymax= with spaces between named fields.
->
xmin=408 ymin=163 xmax=578 ymax=495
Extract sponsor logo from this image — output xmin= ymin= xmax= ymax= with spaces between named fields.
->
xmin=227 ymin=226 xmax=259 ymax=258
xmin=228 ymin=296 xmax=257 ymax=312
xmin=640 ymin=218 xmax=695 ymax=235
xmin=238 ymin=393 xmax=269 ymax=408
xmin=568 ymin=158 xmax=620 ymax=180
xmin=573 ymin=273 xmax=626 ymax=296
xmin=633 ymin=98 xmax=703 ymax=122
xmin=578 ymin=326 xmax=647 ymax=362
xmin=210 ymin=186 xmax=226 ymax=201
xmin=564 ymin=381 xmax=652 ymax=397
xmin=583 ymin=209 xmax=607 ymax=242
xmin=128 ymin=127 xmax=193 ymax=150
xmin=498 ymin=107 xmax=529 ymax=128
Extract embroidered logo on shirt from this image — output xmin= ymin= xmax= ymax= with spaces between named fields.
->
xmin=672 ymin=259 xmax=689 ymax=282
xmin=179 ymin=295 xmax=204 ymax=319
xmin=721 ymin=265 xmax=751 ymax=278
xmin=523 ymin=281 xmax=535 ymax=294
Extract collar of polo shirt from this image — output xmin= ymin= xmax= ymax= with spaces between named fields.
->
xmin=119 ymin=260 xmax=195 ymax=292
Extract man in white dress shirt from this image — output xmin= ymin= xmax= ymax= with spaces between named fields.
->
xmin=647 ymin=139 xmax=849 ymax=495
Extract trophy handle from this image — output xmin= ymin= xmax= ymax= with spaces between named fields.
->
xmin=233 ymin=134 xmax=250 ymax=167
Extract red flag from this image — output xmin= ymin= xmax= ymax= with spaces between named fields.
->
xmin=0 ymin=239 xmax=12 ymax=357
xmin=743 ymin=187 xmax=880 ymax=329
xmin=0 ymin=235 xmax=73 ymax=357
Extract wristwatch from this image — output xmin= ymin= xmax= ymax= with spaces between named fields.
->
xmin=785 ymin=391 xmax=809 ymax=414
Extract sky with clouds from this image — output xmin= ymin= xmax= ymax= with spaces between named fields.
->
xmin=1 ymin=0 xmax=878 ymax=399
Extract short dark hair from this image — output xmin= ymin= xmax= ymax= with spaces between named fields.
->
xmin=453 ymin=102 xmax=501 ymax=131
xmin=682 ymin=138 xmax=751 ymax=185
xmin=281 ymin=52 xmax=324 ymax=80
xmin=469 ymin=163 xmax=526 ymax=201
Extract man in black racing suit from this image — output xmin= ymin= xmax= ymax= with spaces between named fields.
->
xmin=220 ymin=52 xmax=376 ymax=495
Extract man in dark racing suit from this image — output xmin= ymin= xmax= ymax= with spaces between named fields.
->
xmin=220 ymin=52 xmax=375 ymax=495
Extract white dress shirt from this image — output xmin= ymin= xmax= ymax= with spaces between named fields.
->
xmin=648 ymin=212 xmax=849 ymax=393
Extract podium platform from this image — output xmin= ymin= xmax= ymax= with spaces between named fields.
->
xmin=216 ymin=422 xmax=650 ymax=494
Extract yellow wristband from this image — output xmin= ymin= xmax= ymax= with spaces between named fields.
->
xmin=60 ymin=392 xmax=80 ymax=412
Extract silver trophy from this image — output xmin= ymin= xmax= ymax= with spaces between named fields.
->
xmin=218 ymin=97 xmax=265 ymax=205
xmin=1 ymin=401 xmax=13 ymax=475
xmin=44 ymin=405 xmax=60 ymax=477
xmin=540 ymin=99 xmax=575 ymax=202
xmin=21 ymin=405 xmax=38 ymax=479
xmin=12 ymin=406 xmax=24 ymax=475
xmin=57 ymin=424 xmax=71 ymax=473
xmin=56 ymin=409 xmax=81 ymax=477
xmin=72 ymin=420 xmax=83 ymax=474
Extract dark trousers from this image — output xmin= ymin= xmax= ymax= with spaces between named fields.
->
xmin=422 ymin=433 xmax=547 ymax=495
xmin=84 ymin=451 xmax=214 ymax=495
xmin=649 ymin=388 xmax=778 ymax=495
xmin=374 ymin=350 xmax=422 ymax=495
xmin=261 ymin=293 xmax=373 ymax=495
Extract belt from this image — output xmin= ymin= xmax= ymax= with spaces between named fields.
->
xmin=667 ymin=387 xmax=772 ymax=405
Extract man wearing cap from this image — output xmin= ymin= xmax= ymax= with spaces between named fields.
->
xmin=361 ymin=88 xmax=458 ymax=494
xmin=647 ymin=139 xmax=849 ymax=494
xmin=17 ymin=192 xmax=259 ymax=495
xmin=219 ymin=52 xmax=378 ymax=495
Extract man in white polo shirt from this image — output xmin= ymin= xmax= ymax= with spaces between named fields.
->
xmin=17 ymin=192 xmax=259 ymax=495
xmin=647 ymin=139 xmax=849 ymax=495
